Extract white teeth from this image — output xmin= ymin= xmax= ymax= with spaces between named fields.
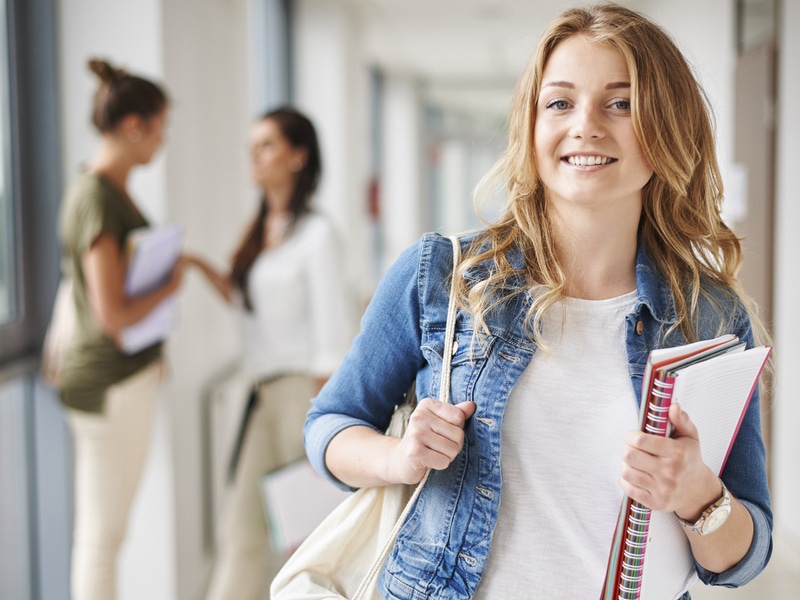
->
xmin=567 ymin=155 xmax=612 ymax=166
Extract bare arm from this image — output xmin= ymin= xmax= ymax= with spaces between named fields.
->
xmin=83 ymin=232 xmax=185 ymax=337
xmin=324 ymin=398 xmax=476 ymax=489
xmin=621 ymin=402 xmax=754 ymax=573
xmin=184 ymin=253 xmax=235 ymax=303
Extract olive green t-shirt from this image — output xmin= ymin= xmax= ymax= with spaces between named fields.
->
xmin=57 ymin=171 xmax=162 ymax=413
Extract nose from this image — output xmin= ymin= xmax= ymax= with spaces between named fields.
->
xmin=570 ymin=105 xmax=605 ymax=139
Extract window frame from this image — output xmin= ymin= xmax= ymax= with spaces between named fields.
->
xmin=0 ymin=0 xmax=61 ymax=376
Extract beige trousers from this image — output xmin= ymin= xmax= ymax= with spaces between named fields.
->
xmin=66 ymin=361 xmax=162 ymax=600
xmin=205 ymin=373 xmax=314 ymax=600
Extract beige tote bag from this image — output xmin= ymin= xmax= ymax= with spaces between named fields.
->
xmin=270 ymin=236 xmax=461 ymax=600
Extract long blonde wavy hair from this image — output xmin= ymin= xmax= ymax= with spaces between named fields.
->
xmin=455 ymin=3 xmax=768 ymax=350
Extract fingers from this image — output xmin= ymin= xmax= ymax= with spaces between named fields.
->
xmin=457 ymin=400 xmax=477 ymax=420
xmin=620 ymin=402 xmax=706 ymax=511
xmin=668 ymin=402 xmax=698 ymax=440
xmin=623 ymin=402 xmax=698 ymax=455
xmin=399 ymin=398 xmax=473 ymax=474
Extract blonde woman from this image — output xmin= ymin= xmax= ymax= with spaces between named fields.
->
xmin=303 ymin=4 xmax=772 ymax=599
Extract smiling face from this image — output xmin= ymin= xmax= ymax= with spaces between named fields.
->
xmin=534 ymin=35 xmax=653 ymax=219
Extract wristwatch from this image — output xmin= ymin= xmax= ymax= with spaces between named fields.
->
xmin=676 ymin=479 xmax=731 ymax=536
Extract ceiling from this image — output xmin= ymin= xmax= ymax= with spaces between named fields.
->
xmin=351 ymin=0 xmax=552 ymax=84
xmin=347 ymin=0 xmax=779 ymax=85
xmin=345 ymin=0 xmax=649 ymax=120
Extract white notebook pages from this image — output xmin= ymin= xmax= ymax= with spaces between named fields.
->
xmin=639 ymin=344 xmax=771 ymax=599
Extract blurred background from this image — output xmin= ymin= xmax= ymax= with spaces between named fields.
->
xmin=0 ymin=0 xmax=797 ymax=598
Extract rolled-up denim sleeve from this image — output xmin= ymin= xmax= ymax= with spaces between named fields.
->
xmin=304 ymin=239 xmax=426 ymax=490
xmin=695 ymin=498 xmax=773 ymax=587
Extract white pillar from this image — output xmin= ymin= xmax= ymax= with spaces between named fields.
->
xmin=773 ymin=0 xmax=800 ymax=552
xmin=380 ymin=74 xmax=424 ymax=271
xmin=160 ymin=1 xmax=252 ymax=598
xmin=441 ymin=140 xmax=469 ymax=235
xmin=293 ymin=0 xmax=372 ymax=310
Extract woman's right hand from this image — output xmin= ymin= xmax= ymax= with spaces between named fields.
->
xmin=324 ymin=398 xmax=476 ymax=489
xmin=388 ymin=398 xmax=476 ymax=485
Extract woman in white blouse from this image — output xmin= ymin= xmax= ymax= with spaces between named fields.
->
xmin=193 ymin=107 xmax=352 ymax=600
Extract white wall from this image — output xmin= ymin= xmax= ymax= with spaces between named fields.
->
xmin=772 ymin=0 xmax=800 ymax=553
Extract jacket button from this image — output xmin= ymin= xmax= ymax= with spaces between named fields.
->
xmin=636 ymin=321 xmax=644 ymax=335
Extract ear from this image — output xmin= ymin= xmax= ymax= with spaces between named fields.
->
xmin=119 ymin=113 xmax=145 ymax=144
xmin=290 ymin=147 xmax=309 ymax=172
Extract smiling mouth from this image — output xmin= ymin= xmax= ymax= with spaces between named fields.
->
xmin=565 ymin=155 xmax=616 ymax=166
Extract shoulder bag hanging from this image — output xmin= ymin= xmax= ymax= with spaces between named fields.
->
xmin=270 ymin=235 xmax=462 ymax=600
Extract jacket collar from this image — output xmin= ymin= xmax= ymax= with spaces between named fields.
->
xmin=462 ymin=235 xmax=678 ymax=326
xmin=634 ymin=242 xmax=678 ymax=326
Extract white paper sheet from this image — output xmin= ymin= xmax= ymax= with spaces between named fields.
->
xmin=119 ymin=224 xmax=184 ymax=354
xmin=261 ymin=459 xmax=351 ymax=556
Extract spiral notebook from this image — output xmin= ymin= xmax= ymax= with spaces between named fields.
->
xmin=600 ymin=335 xmax=772 ymax=600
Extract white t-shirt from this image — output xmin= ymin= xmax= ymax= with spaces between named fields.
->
xmin=474 ymin=291 xmax=639 ymax=598
xmin=241 ymin=212 xmax=352 ymax=381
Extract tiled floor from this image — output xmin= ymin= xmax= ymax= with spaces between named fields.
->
xmin=691 ymin=532 xmax=800 ymax=599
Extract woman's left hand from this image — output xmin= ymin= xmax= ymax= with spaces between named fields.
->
xmin=619 ymin=402 xmax=722 ymax=520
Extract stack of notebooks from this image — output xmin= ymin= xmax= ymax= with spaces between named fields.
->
xmin=600 ymin=334 xmax=771 ymax=600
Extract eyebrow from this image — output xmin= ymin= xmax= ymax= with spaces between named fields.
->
xmin=542 ymin=81 xmax=631 ymax=90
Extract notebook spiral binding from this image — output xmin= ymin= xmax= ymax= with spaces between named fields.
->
xmin=617 ymin=377 xmax=674 ymax=599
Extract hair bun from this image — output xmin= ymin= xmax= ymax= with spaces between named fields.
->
xmin=88 ymin=58 xmax=126 ymax=85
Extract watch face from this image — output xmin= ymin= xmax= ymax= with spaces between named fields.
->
xmin=701 ymin=506 xmax=731 ymax=534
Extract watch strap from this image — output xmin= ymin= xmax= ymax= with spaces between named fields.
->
xmin=676 ymin=479 xmax=731 ymax=535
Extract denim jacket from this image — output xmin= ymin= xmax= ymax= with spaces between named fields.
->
xmin=305 ymin=233 xmax=773 ymax=600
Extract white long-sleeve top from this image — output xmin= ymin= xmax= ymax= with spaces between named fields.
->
xmin=240 ymin=212 xmax=353 ymax=382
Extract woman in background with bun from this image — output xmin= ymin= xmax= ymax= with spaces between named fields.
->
xmin=57 ymin=58 xmax=190 ymax=600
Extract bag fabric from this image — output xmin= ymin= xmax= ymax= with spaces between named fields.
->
xmin=41 ymin=277 xmax=77 ymax=388
xmin=270 ymin=236 xmax=461 ymax=600
xmin=269 ymin=401 xmax=415 ymax=600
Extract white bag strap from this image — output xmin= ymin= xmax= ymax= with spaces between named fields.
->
xmin=353 ymin=235 xmax=462 ymax=599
